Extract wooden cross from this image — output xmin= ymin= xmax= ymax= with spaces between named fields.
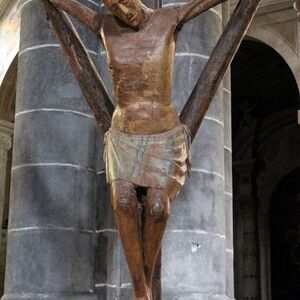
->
xmin=40 ymin=0 xmax=261 ymax=141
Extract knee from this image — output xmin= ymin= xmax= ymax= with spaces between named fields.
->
xmin=111 ymin=181 xmax=136 ymax=213
xmin=117 ymin=193 xmax=135 ymax=212
xmin=148 ymin=192 xmax=170 ymax=221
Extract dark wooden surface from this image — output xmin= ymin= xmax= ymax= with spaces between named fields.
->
xmin=50 ymin=0 xmax=103 ymax=34
xmin=40 ymin=0 xmax=114 ymax=134
xmin=180 ymin=0 xmax=262 ymax=142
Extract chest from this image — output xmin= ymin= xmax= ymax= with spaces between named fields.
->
xmin=101 ymin=10 xmax=178 ymax=67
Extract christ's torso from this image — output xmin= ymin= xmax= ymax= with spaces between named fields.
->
xmin=101 ymin=8 xmax=181 ymax=134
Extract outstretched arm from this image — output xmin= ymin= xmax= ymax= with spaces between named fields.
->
xmin=49 ymin=0 xmax=103 ymax=35
xmin=40 ymin=0 xmax=114 ymax=134
xmin=180 ymin=0 xmax=262 ymax=142
xmin=177 ymin=0 xmax=227 ymax=25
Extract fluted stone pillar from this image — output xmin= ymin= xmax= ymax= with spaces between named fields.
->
xmin=2 ymin=1 xmax=102 ymax=299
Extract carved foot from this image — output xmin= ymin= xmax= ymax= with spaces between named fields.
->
xmin=135 ymin=286 xmax=152 ymax=300
xmin=135 ymin=296 xmax=151 ymax=300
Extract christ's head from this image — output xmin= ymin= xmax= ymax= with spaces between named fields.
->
xmin=103 ymin=0 xmax=145 ymax=28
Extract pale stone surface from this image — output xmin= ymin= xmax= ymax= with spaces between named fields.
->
xmin=162 ymin=3 xmax=230 ymax=298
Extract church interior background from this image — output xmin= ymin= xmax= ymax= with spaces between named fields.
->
xmin=0 ymin=0 xmax=299 ymax=299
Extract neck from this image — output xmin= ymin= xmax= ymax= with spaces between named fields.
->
xmin=138 ymin=6 xmax=153 ymax=28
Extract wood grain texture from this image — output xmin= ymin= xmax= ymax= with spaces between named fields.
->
xmin=50 ymin=0 xmax=103 ymax=34
xmin=40 ymin=0 xmax=114 ymax=134
xmin=180 ymin=0 xmax=262 ymax=142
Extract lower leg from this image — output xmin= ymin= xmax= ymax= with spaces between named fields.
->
xmin=151 ymin=249 xmax=162 ymax=300
xmin=143 ymin=188 xmax=170 ymax=290
xmin=111 ymin=180 xmax=150 ymax=299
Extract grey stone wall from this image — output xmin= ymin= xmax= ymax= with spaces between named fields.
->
xmin=2 ymin=0 xmax=102 ymax=299
xmin=222 ymin=2 xmax=234 ymax=299
xmin=161 ymin=2 xmax=233 ymax=299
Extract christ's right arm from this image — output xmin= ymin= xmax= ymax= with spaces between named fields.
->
xmin=50 ymin=0 xmax=104 ymax=35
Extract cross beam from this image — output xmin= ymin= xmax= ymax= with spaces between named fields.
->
xmin=40 ymin=0 xmax=114 ymax=135
xmin=180 ymin=0 xmax=262 ymax=142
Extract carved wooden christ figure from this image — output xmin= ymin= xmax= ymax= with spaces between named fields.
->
xmin=40 ymin=0 xmax=261 ymax=299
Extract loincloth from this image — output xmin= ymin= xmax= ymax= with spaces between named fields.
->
xmin=103 ymin=124 xmax=191 ymax=200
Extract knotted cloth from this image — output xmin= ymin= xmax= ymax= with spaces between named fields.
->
xmin=104 ymin=124 xmax=191 ymax=200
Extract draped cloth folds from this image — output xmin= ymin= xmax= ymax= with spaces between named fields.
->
xmin=104 ymin=124 xmax=191 ymax=200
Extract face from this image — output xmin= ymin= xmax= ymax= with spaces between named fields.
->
xmin=103 ymin=0 xmax=143 ymax=28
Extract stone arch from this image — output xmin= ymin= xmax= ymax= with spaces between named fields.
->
xmin=232 ymin=36 xmax=300 ymax=300
xmin=232 ymin=37 xmax=299 ymax=161
xmin=247 ymin=27 xmax=300 ymax=90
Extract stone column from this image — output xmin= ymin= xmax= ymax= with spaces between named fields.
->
xmin=222 ymin=2 xmax=234 ymax=299
xmin=162 ymin=1 xmax=232 ymax=299
xmin=2 ymin=1 xmax=102 ymax=299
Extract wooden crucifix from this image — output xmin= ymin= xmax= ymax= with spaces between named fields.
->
xmin=39 ymin=0 xmax=261 ymax=299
